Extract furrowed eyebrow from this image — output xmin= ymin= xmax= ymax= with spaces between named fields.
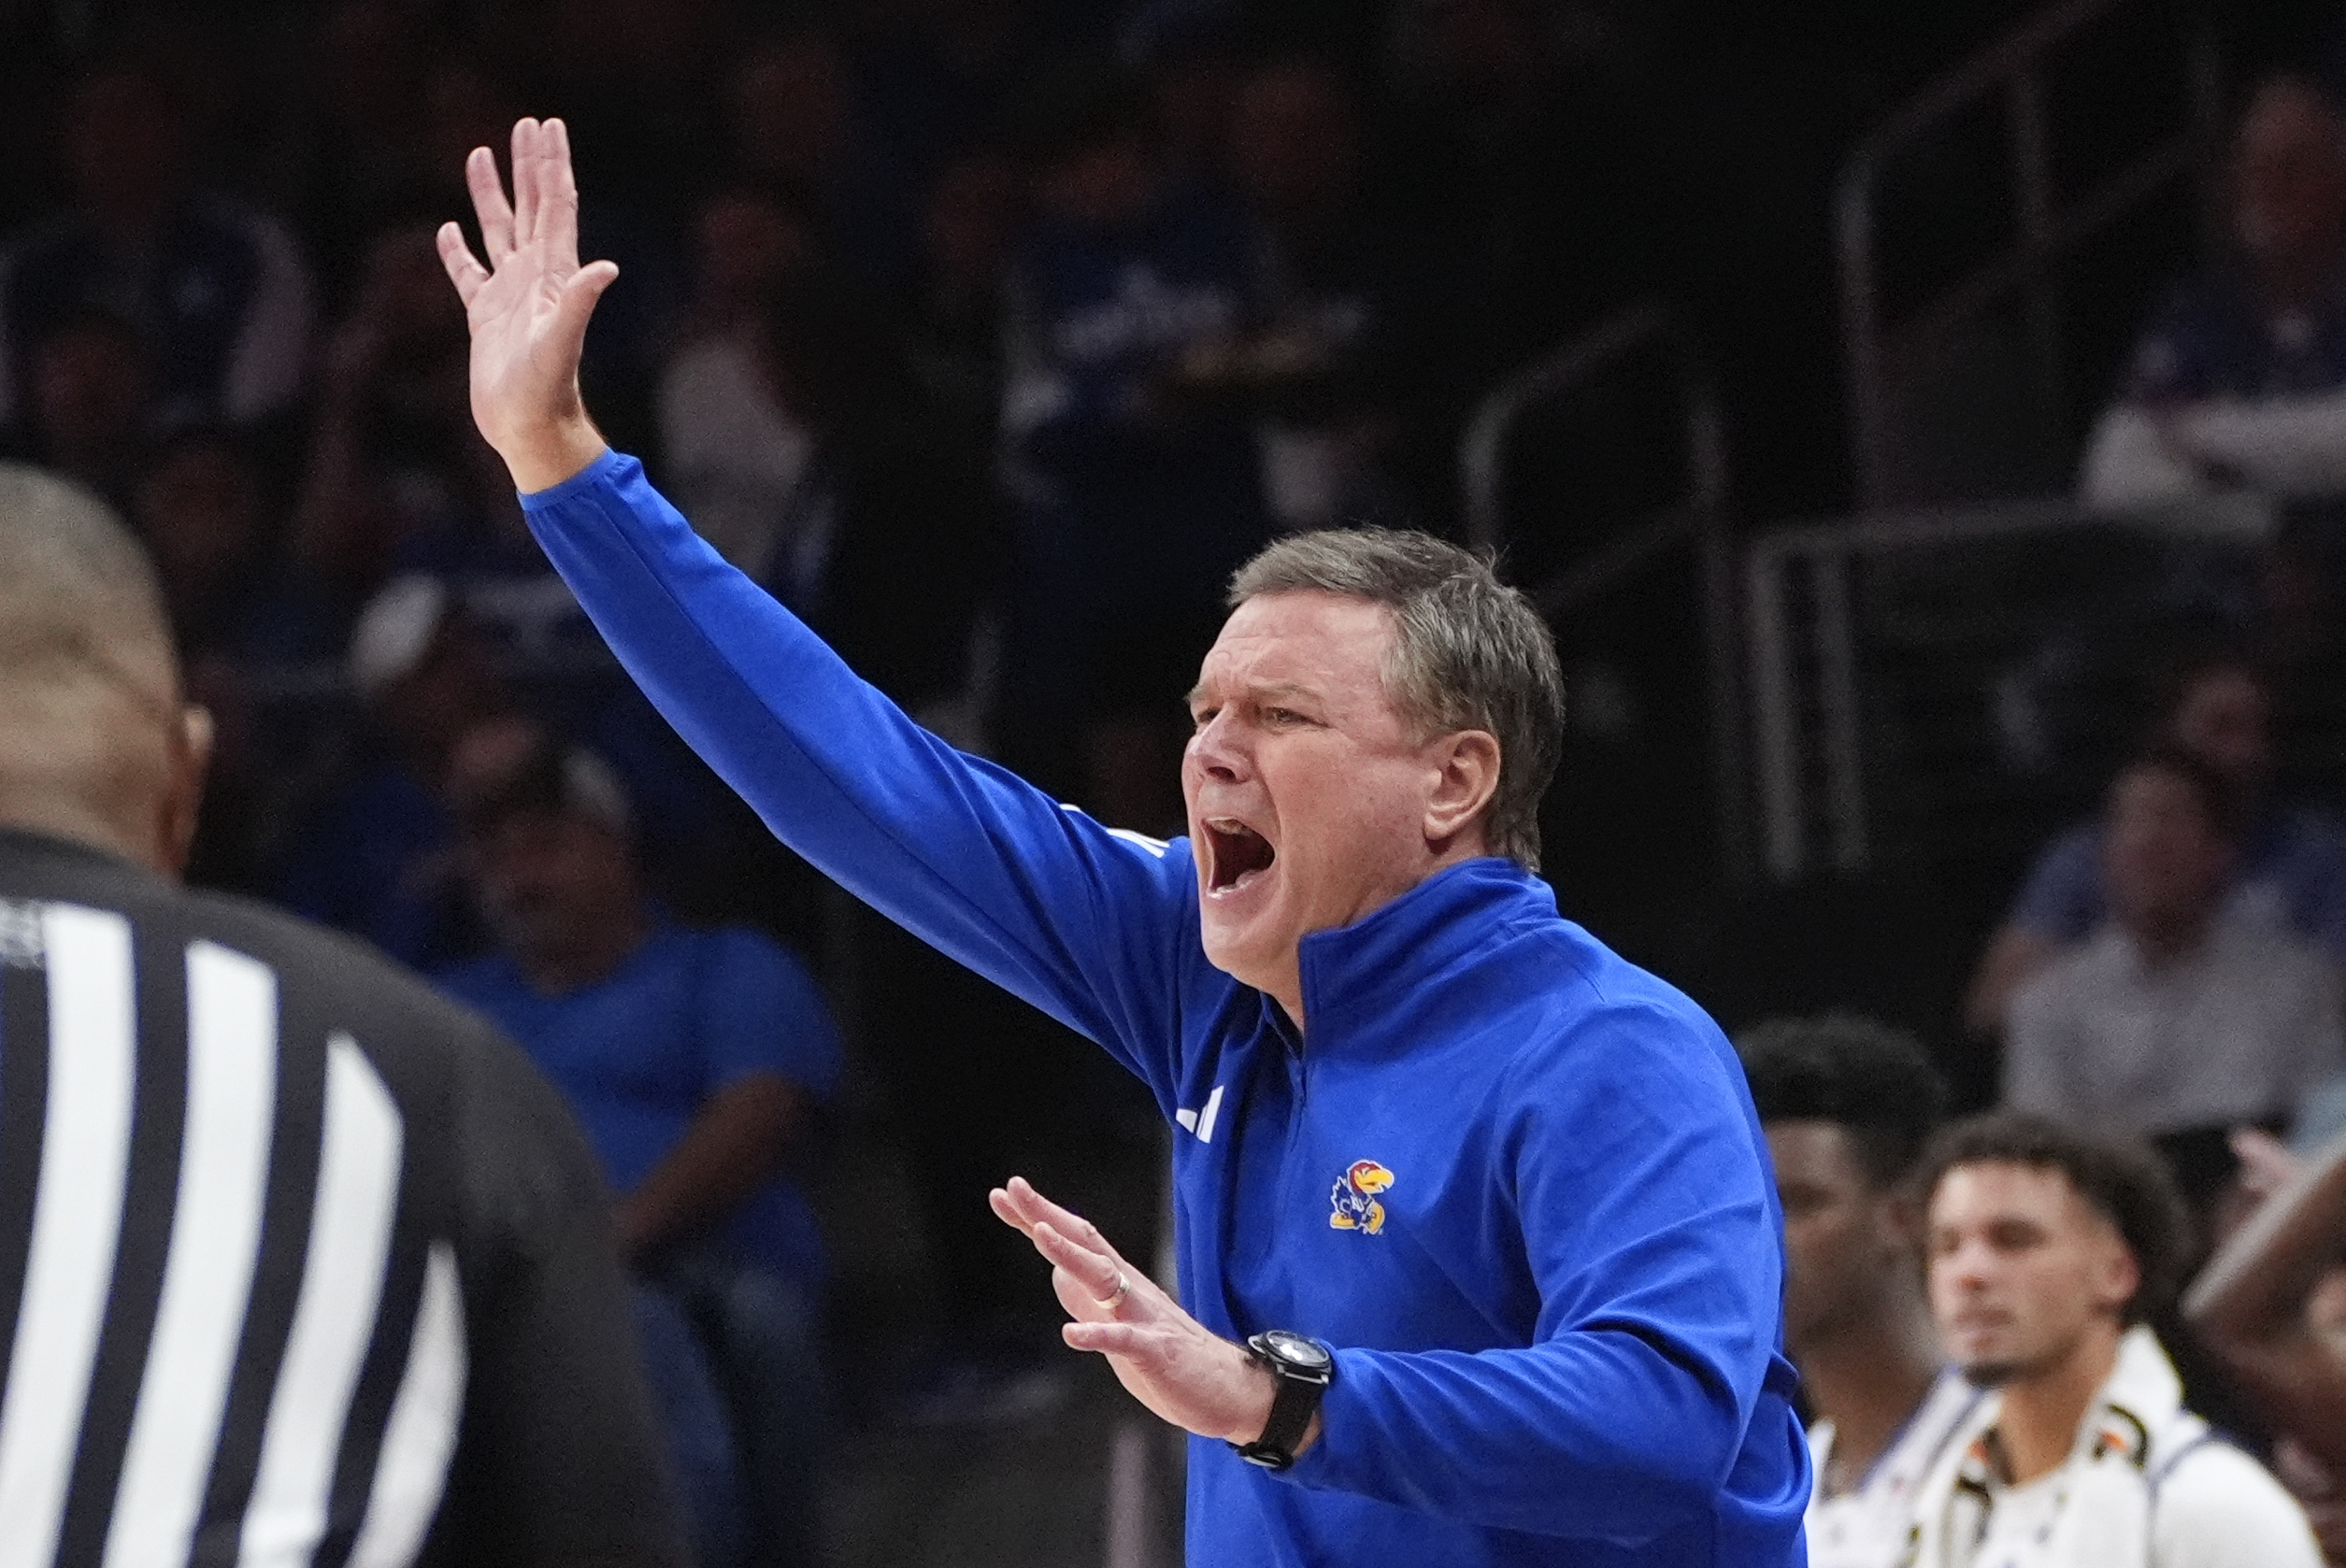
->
xmin=1185 ymin=680 xmax=1322 ymax=709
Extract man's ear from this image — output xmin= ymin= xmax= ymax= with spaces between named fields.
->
xmin=1424 ymin=730 xmax=1502 ymax=847
xmin=1874 ymin=1188 xmax=1925 ymax=1257
xmin=155 ymin=704 xmax=214 ymax=881
xmin=2092 ymin=1229 xmax=2142 ymax=1320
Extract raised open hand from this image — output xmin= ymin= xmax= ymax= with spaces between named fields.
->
xmin=990 ymin=1176 xmax=1301 ymax=1452
xmin=436 ymin=117 xmax=618 ymax=492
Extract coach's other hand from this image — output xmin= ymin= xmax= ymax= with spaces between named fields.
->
xmin=990 ymin=1176 xmax=1318 ymax=1457
xmin=436 ymin=116 xmax=617 ymax=493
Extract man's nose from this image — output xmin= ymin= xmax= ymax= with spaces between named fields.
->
xmin=1939 ymin=1237 xmax=1996 ymax=1286
xmin=1186 ymin=713 xmax=1248 ymax=781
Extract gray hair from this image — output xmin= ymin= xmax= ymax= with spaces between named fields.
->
xmin=1228 ymin=528 xmax=1565 ymax=871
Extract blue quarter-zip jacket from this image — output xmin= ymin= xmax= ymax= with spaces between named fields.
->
xmin=522 ymin=449 xmax=1812 ymax=1566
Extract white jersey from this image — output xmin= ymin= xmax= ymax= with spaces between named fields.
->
xmin=1907 ymin=1327 xmax=2323 ymax=1568
xmin=1806 ymin=1369 xmax=1994 ymax=1568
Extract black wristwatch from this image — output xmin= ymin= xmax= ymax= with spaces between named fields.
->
xmin=1231 ymin=1330 xmax=1334 ymax=1471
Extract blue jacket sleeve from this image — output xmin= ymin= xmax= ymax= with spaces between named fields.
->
xmin=519 ymin=450 xmax=1202 ymax=1097
xmin=1281 ymin=1000 xmax=1807 ymax=1546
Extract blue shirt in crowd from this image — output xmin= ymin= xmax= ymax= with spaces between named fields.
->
xmin=438 ymin=919 xmax=843 ymax=1289
xmin=2119 ymin=269 xmax=2346 ymax=404
xmin=2010 ymin=804 xmax=2346 ymax=960
xmin=517 ymin=449 xmax=1810 ymax=1567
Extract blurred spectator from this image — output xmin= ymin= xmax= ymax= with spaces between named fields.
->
xmin=296 ymin=218 xmax=734 ymax=910
xmin=1132 ymin=15 xmax=1244 ymax=202
xmin=753 ymin=269 xmax=1001 ymax=717
xmin=2003 ymin=748 xmax=2345 ymax=1214
xmin=1968 ymin=652 xmax=2346 ymax=1036
xmin=726 ymin=27 xmax=911 ymax=286
xmin=302 ymin=220 xmax=679 ymax=722
xmin=2189 ymin=1125 xmax=2346 ymax=1561
xmin=1222 ymin=51 xmax=1421 ymax=530
xmin=905 ymin=144 xmax=1023 ymax=438
xmin=1738 ymin=1016 xmax=1989 ymax=1568
xmin=130 ymin=423 xmax=337 ymax=891
xmin=439 ymin=722 xmax=840 ymax=1568
xmin=0 ymin=301 xmax=155 ymax=507
xmin=2081 ymin=76 xmax=2346 ymax=510
xmin=0 ymin=60 xmax=312 ymax=437
xmin=537 ymin=0 xmax=725 ymax=210
xmin=294 ymin=219 xmax=476 ymax=615
xmin=852 ymin=0 xmax=1055 ymax=186
xmin=135 ymin=422 xmax=326 ymax=669
xmin=293 ymin=0 xmax=435 ymax=296
xmin=657 ymin=183 xmax=820 ymax=574
xmin=1910 ymin=1111 xmax=2320 ymax=1567
xmin=271 ymin=575 xmax=508 ymax=969
xmin=998 ymin=69 xmax=1265 ymax=827
xmin=725 ymin=270 xmax=1111 ymax=1415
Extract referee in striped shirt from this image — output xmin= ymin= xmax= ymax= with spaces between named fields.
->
xmin=0 ymin=463 xmax=685 ymax=1566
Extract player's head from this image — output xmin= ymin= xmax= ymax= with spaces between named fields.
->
xmin=1920 ymin=1112 xmax=2189 ymax=1390
xmin=0 ymin=462 xmax=210 ymax=875
xmin=1185 ymin=528 xmax=1563 ymax=1005
xmin=1737 ymin=1015 xmax=1947 ymax=1355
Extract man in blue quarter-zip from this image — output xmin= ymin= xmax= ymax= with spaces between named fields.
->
xmin=435 ymin=117 xmax=1810 ymax=1567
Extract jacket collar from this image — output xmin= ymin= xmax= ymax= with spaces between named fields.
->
xmin=1973 ymin=1325 xmax=2184 ymax=1484
xmin=1292 ymin=856 xmax=1559 ymax=1044
xmin=2089 ymin=1324 xmax=2185 ymax=1439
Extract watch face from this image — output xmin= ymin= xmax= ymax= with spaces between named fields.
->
xmin=1261 ymin=1331 xmax=1332 ymax=1372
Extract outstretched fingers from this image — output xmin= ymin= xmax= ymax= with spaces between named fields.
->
xmin=1030 ymin=1220 xmax=1128 ymax=1309
xmin=542 ymin=117 xmax=583 ymax=269
xmin=1063 ymin=1319 xmax=1153 ymax=1358
xmin=994 ymin=1176 xmax=1127 ymax=1263
xmin=465 ymin=145 xmax=515 ymax=261
xmin=436 ymin=222 xmax=490 ymax=307
xmin=508 ymin=118 xmax=542 ymax=248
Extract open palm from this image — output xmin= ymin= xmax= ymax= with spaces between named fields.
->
xmin=436 ymin=118 xmax=618 ymax=487
xmin=991 ymin=1176 xmax=1279 ymax=1447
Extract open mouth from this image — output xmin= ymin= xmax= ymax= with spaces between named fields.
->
xmin=1204 ymin=818 xmax=1277 ymax=895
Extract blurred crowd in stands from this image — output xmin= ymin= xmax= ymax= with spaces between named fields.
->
xmin=32 ymin=0 xmax=2346 ymax=1561
xmin=0 ymin=2 xmax=1708 ymax=1560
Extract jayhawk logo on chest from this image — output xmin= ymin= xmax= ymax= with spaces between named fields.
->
xmin=1330 ymin=1160 xmax=1395 ymax=1233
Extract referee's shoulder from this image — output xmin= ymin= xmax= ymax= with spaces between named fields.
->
xmin=1 ymin=841 xmax=515 ymax=1084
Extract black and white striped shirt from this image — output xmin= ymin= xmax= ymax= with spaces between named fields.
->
xmin=0 ymin=829 xmax=683 ymax=1568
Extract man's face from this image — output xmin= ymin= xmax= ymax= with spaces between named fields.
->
xmin=2167 ymin=667 xmax=2271 ymax=789
xmin=2235 ymin=81 xmax=2346 ymax=274
xmin=1926 ymin=1162 xmax=2138 ymax=1386
xmin=2101 ymin=765 xmax=2234 ymax=936
xmin=136 ymin=442 xmax=259 ymax=583
xmin=1183 ymin=592 xmax=1465 ymax=1007
xmin=1767 ymin=1120 xmax=1910 ymax=1355
xmin=467 ymin=808 xmax=638 ymax=965
xmin=31 ymin=322 xmax=149 ymax=458
xmin=1229 ymin=65 xmax=1358 ymax=218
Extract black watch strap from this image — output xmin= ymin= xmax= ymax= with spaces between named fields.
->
xmin=1231 ymin=1331 xmax=1334 ymax=1471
